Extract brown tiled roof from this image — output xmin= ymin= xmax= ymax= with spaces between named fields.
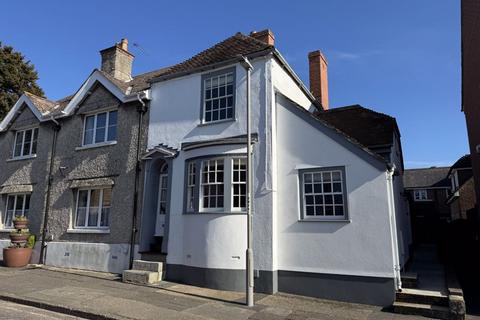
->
xmin=155 ymin=32 xmax=273 ymax=79
xmin=403 ymin=167 xmax=451 ymax=189
xmin=314 ymin=105 xmax=398 ymax=148
xmin=18 ymin=32 xmax=273 ymax=118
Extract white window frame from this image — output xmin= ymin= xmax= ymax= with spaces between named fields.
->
xmin=201 ymin=68 xmax=236 ymax=124
xmin=82 ymin=110 xmax=118 ymax=147
xmin=299 ymin=167 xmax=348 ymax=221
xmin=231 ymin=158 xmax=247 ymax=212
xmin=12 ymin=127 xmax=38 ymax=159
xmin=199 ymin=158 xmax=225 ymax=212
xmin=185 ymin=155 xmax=246 ymax=214
xmin=186 ymin=162 xmax=196 ymax=212
xmin=74 ymin=188 xmax=111 ymax=229
xmin=3 ymin=193 xmax=30 ymax=229
xmin=413 ymin=189 xmax=429 ymax=201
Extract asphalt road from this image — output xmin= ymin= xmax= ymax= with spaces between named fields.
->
xmin=0 ymin=300 xmax=82 ymax=320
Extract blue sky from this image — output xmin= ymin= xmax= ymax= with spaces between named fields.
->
xmin=0 ymin=0 xmax=465 ymax=168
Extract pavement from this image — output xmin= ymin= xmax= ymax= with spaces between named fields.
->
xmin=0 ymin=300 xmax=81 ymax=320
xmin=0 ymin=265 xmax=456 ymax=320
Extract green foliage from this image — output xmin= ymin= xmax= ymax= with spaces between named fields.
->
xmin=10 ymin=229 xmax=30 ymax=236
xmin=0 ymin=42 xmax=44 ymax=120
xmin=27 ymin=234 xmax=36 ymax=248
xmin=13 ymin=215 xmax=28 ymax=221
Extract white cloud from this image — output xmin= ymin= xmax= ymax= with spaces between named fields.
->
xmin=333 ymin=50 xmax=383 ymax=61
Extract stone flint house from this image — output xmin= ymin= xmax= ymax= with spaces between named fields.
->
xmin=0 ymin=30 xmax=411 ymax=306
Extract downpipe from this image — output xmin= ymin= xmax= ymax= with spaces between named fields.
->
xmin=39 ymin=117 xmax=61 ymax=264
xmin=129 ymin=94 xmax=148 ymax=268
xmin=387 ymin=165 xmax=402 ymax=291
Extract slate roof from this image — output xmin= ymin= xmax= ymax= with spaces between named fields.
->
xmin=403 ymin=167 xmax=451 ymax=189
xmin=24 ymin=92 xmax=56 ymax=115
xmin=314 ymin=105 xmax=399 ymax=149
xmin=450 ymin=154 xmax=472 ymax=171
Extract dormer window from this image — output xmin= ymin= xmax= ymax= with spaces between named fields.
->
xmin=202 ymin=69 xmax=235 ymax=123
xmin=82 ymin=110 xmax=117 ymax=146
xmin=13 ymin=128 xmax=38 ymax=158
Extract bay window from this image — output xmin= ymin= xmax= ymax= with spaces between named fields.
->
xmin=185 ymin=155 xmax=247 ymax=213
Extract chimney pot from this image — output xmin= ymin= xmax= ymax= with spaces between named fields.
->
xmin=100 ymin=38 xmax=134 ymax=82
xmin=120 ymin=38 xmax=128 ymax=51
xmin=308 ymin=50 xmax=329 ymax=110
xmin=249 ymin=29 xmax=275 ymax=46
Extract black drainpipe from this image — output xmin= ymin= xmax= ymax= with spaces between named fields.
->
xmin=39 ymin=119 xmax=61 ymax=264
xmin=129 ymin=96 xmax=148 ymax=268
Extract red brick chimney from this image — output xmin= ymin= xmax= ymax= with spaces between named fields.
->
xmin=308 ymin=50 xmax=329 ymax=110
xmin=100 ymin=38 xmax=134 ymax=82
xmin=249 ymin=29 xmax=275 ymax=46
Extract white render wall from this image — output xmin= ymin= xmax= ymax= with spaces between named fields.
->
xmin=271 ymin=58 xmax=313 ymax=111
xmin=148 ymin=60 xmax=265 ymax=150
xmin=148 ymin=58 xmax=276 ymax=272
xmin=275 ymin=95 xmax=395 ymax=278
xmin=44 ymin=242 xmax=139 ymax=274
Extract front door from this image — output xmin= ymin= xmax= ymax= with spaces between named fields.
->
xmin=155 ymin=171 xmax=168 ymax=236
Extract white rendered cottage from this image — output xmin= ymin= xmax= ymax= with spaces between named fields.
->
xmin=137 ymin=30 xmax=411 ymax=306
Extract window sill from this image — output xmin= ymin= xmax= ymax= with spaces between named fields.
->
xmin=6 ymin=155 xmax=37 ymax=162
xmin=75 ymin=141 xmax=117 ymax=151
xmin=184 ymin=211 xmax=246 ymax=215
xmin=299 ymin=218 xmax=351 ymax=223
xmin=66 ymin=228 xmax=110 ymax=234
xmin=0 ymin=228 xmax=14 ymax=233
xmin=197 ymin=118 xmax=236 ymax=127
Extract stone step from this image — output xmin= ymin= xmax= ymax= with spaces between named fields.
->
xmin=122 ymin=270 xmax=160 ymax=285
xmin=132 ymin=260 xmax=164 ymax=273
xmin=140 ymin=252 xmax=167 ymax=262
xmin=396 ymin=288 xmax=449 ymax=306
xmin=401 ymin=272 xmax=418 ymax=289
xmin=393 ymin=301 xmax=450 ymax=320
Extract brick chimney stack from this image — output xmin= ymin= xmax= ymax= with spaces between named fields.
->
xmin=100 ymin=38 xmax=134 ymax=82
xmin=308 ymin=50 xmax=329 ymax=110
xmin=249 ymin=29 xmax=275 ymax=46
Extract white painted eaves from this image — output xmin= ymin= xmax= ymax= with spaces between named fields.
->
xmin=0 ymin=94 xmax=45 ymax=132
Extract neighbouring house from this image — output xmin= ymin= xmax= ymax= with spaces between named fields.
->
xmin=461 ymin=0 xmax=480 ymax=218
xmin=0 ymin=30 xmax=411 ymax=306
xmin=446 ymin=155 xmax=477 ymax=220
xmin=0 ymin=39 xmax=151 ymax=272
xmin=403 ymin=167 xmax=451 ymax=244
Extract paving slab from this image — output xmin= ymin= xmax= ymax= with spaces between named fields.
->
xmin=0 ymin=265 xmax=446 ymax=320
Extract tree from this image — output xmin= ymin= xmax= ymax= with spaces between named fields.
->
xmin=0 ymin=42 xmax=44 ymax=120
